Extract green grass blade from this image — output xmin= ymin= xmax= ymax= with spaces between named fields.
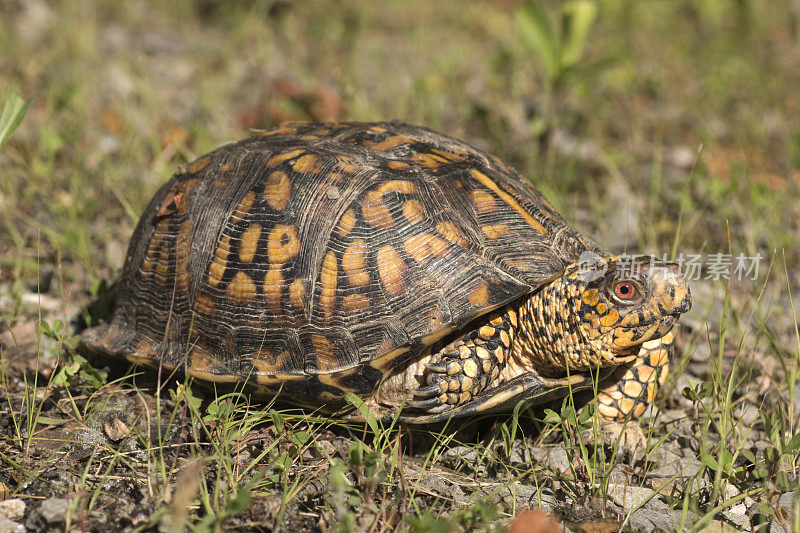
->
xmin=517 ymin=1 xmax=560 ymax=79
xmin=0 ymin=92 xmax=31 ymax=150
xmin=561 ymin=0 xmax=598 ymax=69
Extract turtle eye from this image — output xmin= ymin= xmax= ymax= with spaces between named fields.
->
xmin=612 ymin=281 xmax=639 ymax=304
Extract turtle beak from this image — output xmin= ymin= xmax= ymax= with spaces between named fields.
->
xmin=649 ymin=261 xmax=692 ymax=316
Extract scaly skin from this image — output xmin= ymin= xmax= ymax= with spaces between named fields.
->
xmin=401 ymin=256 xmax=691 ymax=420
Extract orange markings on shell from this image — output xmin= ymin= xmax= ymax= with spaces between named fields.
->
xmin=187 ymin=156 xmax=211 ymax=174
xmin=194 ymin=294 xmax=215 ymax=314
xmin=337 ymin=209 xmax=357 ymax=237
xmin=266 ymin=149 xmax=304 ymax=168
xmin=155 ymin=241 xmax=170 ymax=278
xmin=207 ymin=235 xmax=231 ymax=288
xmin=227 ymin=271 xmax=258 ymax=303
xmin=289 ymin=278 xmax=306 ymax=309
xmin=469 ymin=169 xmax=547 ymax=235
xmin=311 ymin=334 xmax=337 ymax=370
xmin=362 ymin=135 xmax=412 ymax=152
xmin=430 ymin=148 xmax=466 ymax=161
xmin=343 ymin=293 xmax=371 ymax=312
xmin=264 ymin=171 xmax=291 ymax=211
xmin=239 ymin=223 xmax=262 ymax=263
xmin=482 ymin=224 xmax=509 ymax=240
xmin=468 ymin=280 xmax=490 ymax=307
xmin=141 ymin=219 xmax=170 ymax=278
xmin=260 ymin=126 xmax=298 ymax=137
xmin=293 ymin=154 xmax=320 ymax=173
xmin=470 ymin=189 xmax=497 ymax=214
xmin=253 ymin=350 xmax=291 ymax=374
xmin=189 ymin=349 xmax=217 ymax=373
xmin=402 ymin=199 xmax=425 ymax=224
xmin=342 ymin=239 xmax=370 ymax=287
xmin=263 ymin=267 xmax=285 ymax=314
xmin=267 ymin=225 xmax=301 ymax=265
xmin=403 ymin=233 xmax=450 ymax=264
xmin=232 ymin=191 xmax=256 ymax=221
xmin=319 ymin=251 xmax=338 ymax=322
xmin=411 ymin=152 xmax=449 ymax=169
xmin=362 ymin=191 xmax=393 ymax=229
xmin=436 ymin=221 xmax=469 ymax=247
xmin=338 ymin=158 xmax=358 ymax=173
xmin=387 ymin=160 xmax=410 ymax=170
xmin=376 ymin=245 xmax=407 ymax=295
xmin=175 ymin=220 xmax=193 ymax=292
xmin=362 ymin=180 xmax=418 ymax=229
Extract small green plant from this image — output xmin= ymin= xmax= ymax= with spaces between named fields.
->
xmin=0 ymin=91 xmax=30 ymax=150
xmin=516 ymin=1 xmax=598 ymax=91
xmin=542 ymin=401 xmax=600 ymax=502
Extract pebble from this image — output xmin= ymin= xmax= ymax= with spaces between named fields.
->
xmin=26 ymin=498 xmax=70 ymax=532
xmin=606 ymin=484 xmax=666 ymax=511
xmin=0 ymin=518 xmax=25 ymax=533
xmin=0 ymin=500 xmax=25 ymax=521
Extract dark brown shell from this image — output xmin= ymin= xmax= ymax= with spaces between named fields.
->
xmin=80 ymin=121 xmax=601 ymax=401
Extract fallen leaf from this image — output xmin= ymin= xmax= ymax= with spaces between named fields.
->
xmin=508 ymin=509 xmax=561 ymax=533
xmin=104 ymin=417 xmax=130 ymax=441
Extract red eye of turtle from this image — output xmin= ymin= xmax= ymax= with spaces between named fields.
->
xmin=614 ymin=282 xmax=636 ymax=300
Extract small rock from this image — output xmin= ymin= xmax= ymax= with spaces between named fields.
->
xmin=38 ymin=499 xmax=70 ymax=523
xmin=606 ymin=484 xmax=666 ymax=511
xmin=530 ymin=446 xmax=570 ymax=475
xmin=722 ymin=483 xmax=749 ymax=530
xmin=0 ymin=500 xmax=25 ymax=521
xmin=0 ymin=517 xmax=25 ymax=533
xmin=582 ymin=421 xmax=646 ymax=457
xmin=626 ymin=508 xmax=697 ymax=531
xmin=26 ymin=498 xmax=70 ymax=531
xmin=103 ymin=417 xmax=130 ymax=441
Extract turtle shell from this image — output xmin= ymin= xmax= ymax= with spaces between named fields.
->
xmin=80 ymin=121 xmax=602 ymax=403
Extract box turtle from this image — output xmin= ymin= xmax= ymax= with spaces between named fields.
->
xmin=80 ymin=121 xmax=691 ymax=423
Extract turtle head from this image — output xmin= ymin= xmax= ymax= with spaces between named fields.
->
xmin=567 ymin=254 xmax=691 ymax=356
xmin=515 ymin=254 xmax=691 ymax=374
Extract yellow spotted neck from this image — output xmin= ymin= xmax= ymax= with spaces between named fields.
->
xmin=510 ymin=277 xmax=635 ymax=377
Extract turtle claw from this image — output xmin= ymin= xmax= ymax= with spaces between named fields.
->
xmin=425 ymin=403 xmax=451 ymax=414
xmin=423 ymin=362 xmax=448 ymax=374
xmin=407 ymin=396 xmax=445 ymax=409
xmin=413 ymin=383 xmax=445 ymax=398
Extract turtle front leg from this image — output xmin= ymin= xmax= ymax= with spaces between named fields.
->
xmin=595 ymin=332 xmax=674 ymax=421
xmin=408 ymin=306 xmax=518 ymax=414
